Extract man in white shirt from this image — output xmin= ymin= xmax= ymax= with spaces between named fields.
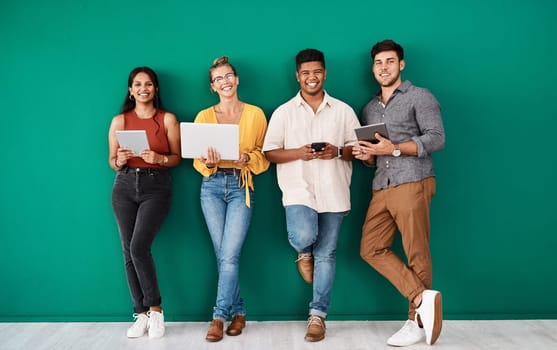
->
xmin=263 ymin=48 xmax=360 ymax=342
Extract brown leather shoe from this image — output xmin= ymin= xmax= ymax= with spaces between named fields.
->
xmin=304 ymin=315 xmax=326 ymax=342
xmin=226 ymin=315 xmax=246 ymax=336
xmin=205 ymin=319 xmax=224 ymax=342
xmin=296 ymin=253 xmax=314 ymax=283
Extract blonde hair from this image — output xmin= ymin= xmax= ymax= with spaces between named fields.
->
xmin=209 ymin=55 xmax=237 ymax=83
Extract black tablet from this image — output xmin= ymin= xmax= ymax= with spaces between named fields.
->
xmin=354 ymin=123 xmax=389 ymax=144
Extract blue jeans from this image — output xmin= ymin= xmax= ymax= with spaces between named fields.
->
xmin=285 ymin=205 xmax=346 ymax=318
xmin=111 ymin=167 xmax=172 ymax=313
xmin=200 ymin=172 xmax=253 ymax=320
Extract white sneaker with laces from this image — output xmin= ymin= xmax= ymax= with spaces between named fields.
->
xmin=147 ymin=310 xmax=165 ymax=339
xmin=387 ymin=319 xmax=425 ymax=347
xmin=126 ymin=313 xmax=149 ymax=338
xmin=415 ymin=289 xmax=443 ymax=345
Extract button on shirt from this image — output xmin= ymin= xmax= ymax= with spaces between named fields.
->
xmin=361 ymin=80 xmax=445 ymax=190
xmin=263 ymin=91 xmax=361 ymax=213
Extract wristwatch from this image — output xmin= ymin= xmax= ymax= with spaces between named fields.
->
xmin=392 ymin=144 xmax=401 ymax=157
xmin=337 ymin=146 xmax=343 ymax=158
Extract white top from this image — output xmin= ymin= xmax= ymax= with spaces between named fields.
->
xmin=263 ymin=91 xmax=361 ymax=212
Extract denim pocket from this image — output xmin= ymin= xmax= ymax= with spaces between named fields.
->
xmin=149 ymin=171 xmax=172 ymax=187
xmin=113 ymin=171 xmax=129 ymax=186
xmin=202 ymin=175 xmax=214 ymax=182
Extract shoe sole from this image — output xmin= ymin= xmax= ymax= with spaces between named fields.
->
xmin=304 ymin=335 xmax=325 ymax=342
xmin=226 ymin=328 xmax=244 ymax=336
xmin=428 ymin=292 xmax=443 ymax=345
xmin=206 ymin=336 xmax=223 ymax=342
xmin=126 ymin=333 xmax=145 ymax=338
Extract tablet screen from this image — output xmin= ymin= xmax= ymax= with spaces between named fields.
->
xmin=354 ymin=123 xmax=389 ymax=144
xmin=115 ymin=130 xmax=150 ymax=156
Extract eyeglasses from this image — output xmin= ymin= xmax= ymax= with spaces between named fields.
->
xmin=212 ymin=73 xmax=236 ymax=85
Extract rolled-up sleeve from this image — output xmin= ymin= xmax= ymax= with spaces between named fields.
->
xmin=413 ymin=89 xmax=445 ymax=158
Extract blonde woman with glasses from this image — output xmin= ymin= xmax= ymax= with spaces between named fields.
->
xmin=192 ymin=56 xmax=270 ymax=342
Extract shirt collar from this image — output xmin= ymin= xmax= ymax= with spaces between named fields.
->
xmin=374 ymin=80 xmax=412 ymax=97
xmin=295 ymin=90 xmax=333 ymax=108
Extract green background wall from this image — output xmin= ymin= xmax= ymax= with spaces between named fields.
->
xmin=1 ymin=0 xmax=556 ymax=321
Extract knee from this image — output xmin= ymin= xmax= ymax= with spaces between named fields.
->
xmin=359 ymin=246 xmax=370 ymax=262
xmin=129 ymin=240 xmax=151 ymax=261
xmin=360 ymin=245 xmax=388 ymax=265
xmin=288 ymin=233 xmax=315 ymax=252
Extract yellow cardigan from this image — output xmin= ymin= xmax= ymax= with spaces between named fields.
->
xmin=192 ymin=103 xmax=270 ymax=207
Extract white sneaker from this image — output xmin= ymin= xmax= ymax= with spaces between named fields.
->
xmin=147 ymin=310 xmax=165 ymax=339
xmin=387 ymin=319 xmax=425 ymax=347
xmin=126 ymin=313 xmax=149 ymax=338
xmin=416 ymin=289 xmax=443 ymax=345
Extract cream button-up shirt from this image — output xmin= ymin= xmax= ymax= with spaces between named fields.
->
xmin=263 ymin=91 xmax=360 ymax=213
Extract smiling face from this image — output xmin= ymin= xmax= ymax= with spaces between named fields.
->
xmin=210 ymin=64 xmax=238 ymax=97
xmin=372 ymin=50 xmax=405 ymax=88
xmin=129 ymin=72 xmax=156 ymax=103
xmin=296 ymin=61 xmax=326 ymax=97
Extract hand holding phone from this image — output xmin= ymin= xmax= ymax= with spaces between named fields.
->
xmin=311 ymin=142 xmax=326 ymax=152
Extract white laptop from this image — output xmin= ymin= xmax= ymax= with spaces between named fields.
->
xmin=180 ymin=122 xmax=239 ymax=160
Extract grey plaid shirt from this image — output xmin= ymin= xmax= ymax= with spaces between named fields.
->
xmin=361 ymin=80 xmax=445 ymax=190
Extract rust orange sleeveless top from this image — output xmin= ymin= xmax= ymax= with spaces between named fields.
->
xmin=124 ymin=110 xmax=170 ymax=169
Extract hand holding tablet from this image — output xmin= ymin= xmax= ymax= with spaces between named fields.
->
xmin=354 ymin=122 xmax=389 ymax=144
xmin=115 ymin=130 xmax=150 ymax=156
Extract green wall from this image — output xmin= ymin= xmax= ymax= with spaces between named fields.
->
xmin=1 ymin=0 xmax=556 ymax=321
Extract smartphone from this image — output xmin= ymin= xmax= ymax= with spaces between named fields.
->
xmin=311 ymin=142 xmax=326 ymax=151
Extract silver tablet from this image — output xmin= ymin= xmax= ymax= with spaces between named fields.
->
xmin=115 ymin=130 xmax=150 ymax=156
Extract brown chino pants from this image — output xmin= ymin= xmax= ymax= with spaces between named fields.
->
xmin=360 ymin=177 xmax=436 ymax=320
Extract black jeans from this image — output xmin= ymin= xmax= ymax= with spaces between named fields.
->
xmin=111 ymin=167 xmax=172 ymax=313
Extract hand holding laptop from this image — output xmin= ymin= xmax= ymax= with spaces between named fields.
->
xmin=201 ymin=147 xmax=221 ymax=168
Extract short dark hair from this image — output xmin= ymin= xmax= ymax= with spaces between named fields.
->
xmin=371 ymin=39 xmax=404 ymax=61
xmin=295 ymin=49 xmax=325 ymax=70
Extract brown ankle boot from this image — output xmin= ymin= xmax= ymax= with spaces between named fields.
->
xmin=206 ymin=319 xmax=224 ymax=342
xmin=226 ymin=315 xmax=246 ymax=336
